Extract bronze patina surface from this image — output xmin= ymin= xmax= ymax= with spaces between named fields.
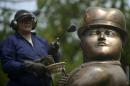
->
xmin=58 ymin=7 xmax=129 ymax=86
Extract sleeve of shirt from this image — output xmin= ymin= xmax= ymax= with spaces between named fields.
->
xmin=0 ymin=38 xmax=25 ymax=75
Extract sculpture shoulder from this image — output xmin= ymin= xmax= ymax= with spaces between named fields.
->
xmin=59 ymin=61 xmax=129 ymax=86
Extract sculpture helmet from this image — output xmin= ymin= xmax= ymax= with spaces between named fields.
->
xmin=78 ymin=7 xmax=128 ymax=42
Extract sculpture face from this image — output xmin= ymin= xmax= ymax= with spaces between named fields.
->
xmin=78 ymin=7 xmax=128 ymax=42
xmin=81 ymin=27 xmax=122 ymax=61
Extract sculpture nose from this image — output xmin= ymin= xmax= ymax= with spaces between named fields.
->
xmin=98 ymin=32 xmax=106 ymax=41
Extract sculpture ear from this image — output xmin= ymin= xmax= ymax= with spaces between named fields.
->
xmin=80 ymin=42 xmax=88 ymax=62
xmin=80 ymin=42 xmax=86 ymax=51
xmin=80 ymin=42 xmax=83 ymax=49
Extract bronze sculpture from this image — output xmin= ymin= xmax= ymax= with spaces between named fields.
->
xmin=58 ymin=7 xmax=129 ymax=86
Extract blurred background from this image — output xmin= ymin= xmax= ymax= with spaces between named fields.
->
xmin=0 ymin=0 xmax=130 ymax=86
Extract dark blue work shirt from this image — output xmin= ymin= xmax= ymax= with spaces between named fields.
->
xmin=0 ymin=32 xmax=55 ymax=86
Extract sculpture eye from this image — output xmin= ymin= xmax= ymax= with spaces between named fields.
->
xmin=105 ymin=30 xmax=117 ymax=37
xmin=95 ymin=30 xmax=100 ymax=35
xmin=105 ymin=30 xmax=111 ymax=35
xmin=86 ymin=30 xmax=99 ymax=36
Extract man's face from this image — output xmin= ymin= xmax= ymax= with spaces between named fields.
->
xmin=81 ymin=27 xmax=122 ymax=60
xmin=17 ymin=17 xmax=33 ymax=33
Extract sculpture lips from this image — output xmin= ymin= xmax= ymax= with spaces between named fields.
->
xmin=97 ymin=42 xmax=107 ymax=46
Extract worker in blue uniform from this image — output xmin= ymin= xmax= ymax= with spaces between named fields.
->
xmin=0 ymin=10 xmax=60 ymax=86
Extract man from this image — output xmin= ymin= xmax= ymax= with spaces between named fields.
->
xmin=58 ymin=7 xmax=129 ymax=86
xmin=0 ymin=10 xmax=60 ymax=86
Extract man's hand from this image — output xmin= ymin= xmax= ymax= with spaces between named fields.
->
xmin=35 ymin=55 xmax=55 ymax=66
xmin=24 ymin=60 xmax=47 ymax=74
xmin=48 ymin=42 xmax=59 ymax=55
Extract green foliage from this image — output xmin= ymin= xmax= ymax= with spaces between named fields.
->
xmin=37 ymin=0 xmax=47 ymax=9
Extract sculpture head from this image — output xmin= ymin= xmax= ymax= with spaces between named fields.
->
xmin=78 ymin=7 xmax=128 ymax=61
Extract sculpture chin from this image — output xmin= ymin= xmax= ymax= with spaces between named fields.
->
xmin=87 ymin=46 xmax=121 ymax=61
